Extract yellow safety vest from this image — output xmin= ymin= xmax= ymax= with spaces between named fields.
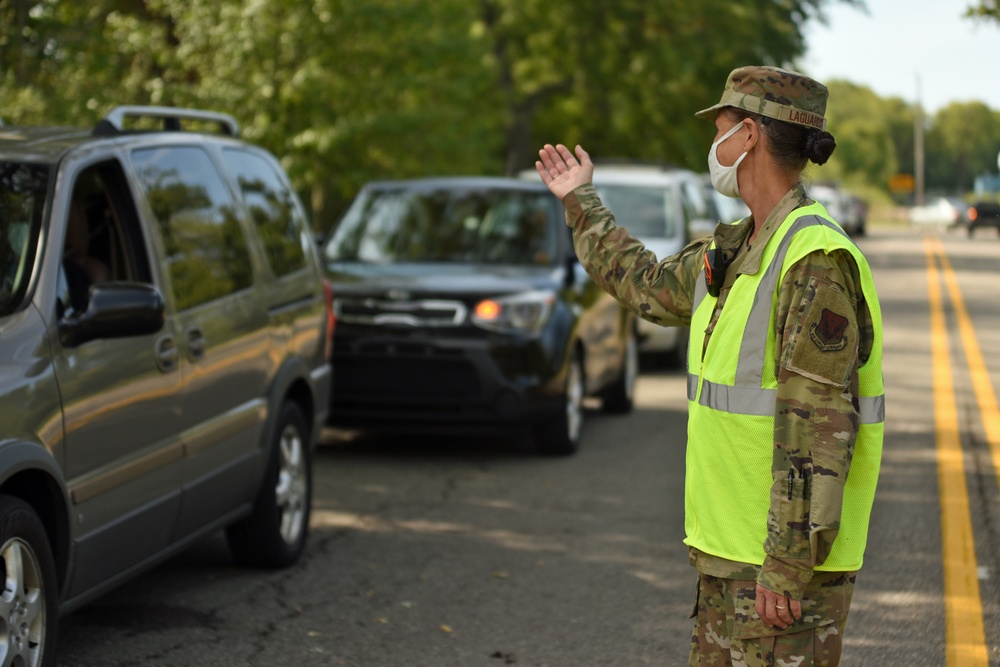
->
xmin=684 ymin=202 xmax=884 ymax=571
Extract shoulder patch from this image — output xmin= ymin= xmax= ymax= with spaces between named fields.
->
xmin=782 ymin=277 xmax=857 ymax=388
xmin=809 ymin=309 xmax=849 ymax=352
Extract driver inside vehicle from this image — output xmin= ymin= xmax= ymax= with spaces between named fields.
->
xmin=62 ymin=199 xmax=110 ymax=313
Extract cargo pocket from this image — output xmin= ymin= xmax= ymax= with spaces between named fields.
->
xmin=734 ymin=621 xmax=846 ymax=667
xmin=690 ymin=576 xmax=701 ymax=619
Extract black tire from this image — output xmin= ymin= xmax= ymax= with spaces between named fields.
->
xmin=534 ymin=349 xmax=584 ymax=456
xmin=226 ymin=401 xmax=312 ymax=568
xmin=603 ymin=324 xmax=638 ymax=414
xmin=0 ymin=495 xmax=58 ymax=667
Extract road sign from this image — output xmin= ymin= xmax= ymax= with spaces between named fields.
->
xmin=890 ymin=173 xmax=915 ymax=193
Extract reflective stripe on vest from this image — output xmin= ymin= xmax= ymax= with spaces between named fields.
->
xmin=687 ymin=214 xmax=885 ymax=425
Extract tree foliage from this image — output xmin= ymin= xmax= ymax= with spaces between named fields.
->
xmin=483 ymin=0 xmax=857 ymax=172
xmin=818 ymin=80 xmax=900 ymax=192
xmin=0 ymin=0 xmax=995 ymax=228
xmin=925 ymin=101 xmax=1000 ymax=193
xmin=2 ymin=0 xmax=503 ymax=227
xmin=965 ymin=0 xmax=1000 ymax=21
xmin=810 ymin=79 xmax=1000 ymax=200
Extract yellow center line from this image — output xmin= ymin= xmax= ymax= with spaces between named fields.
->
xmin=924 ymin=236 xmax=988 ymax=667
xmin=936 ymin=241 xmax=1000 ymax=493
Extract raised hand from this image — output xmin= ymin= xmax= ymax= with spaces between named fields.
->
xmin=535 ymin=144 xmax=594 ymax=201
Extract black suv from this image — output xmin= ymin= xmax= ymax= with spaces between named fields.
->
xmin=322 ymin=177 xmax=638 ymax=455
xmin=967 ymin=200 xmax=1000 ymax=237
xmin=0 ymin=106 xmax=332 ymax=665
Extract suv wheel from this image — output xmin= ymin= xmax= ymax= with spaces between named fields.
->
xmin=535 ymin=350 xmax=584 ymax=456
xmin=226 ymin=402 xmax=312 ymax=568
xmin=0 ymin=496 xmax=58 ymax=667
xmin=603 ymin=324 xmax=638 ymax=414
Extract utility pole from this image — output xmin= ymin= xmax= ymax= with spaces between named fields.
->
xmin=914 ymin=75 xmax=925 ymax=206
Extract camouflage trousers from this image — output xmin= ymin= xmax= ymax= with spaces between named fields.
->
xmin=689 ymin=571 xmax=856 ymax=667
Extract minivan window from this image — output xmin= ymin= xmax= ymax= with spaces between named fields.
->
xmin=222 ymin=148 xmax=313 ymax=276
xmin=0 ymin=162 xmax=48 ymax=317
xmin=222 ymin=148 xmax=309 ymax=277
xmin=59 ymin=162 xmax=152 ymax=318
xmin=131 ymin=146 xmax=253 ymax=309
xmin=595 ymin=184 xmax=678 ymax=238
xmin=326 ymin=187 xmax=557 ymax=266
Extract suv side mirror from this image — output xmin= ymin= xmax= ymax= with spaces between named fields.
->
xmin=59 ymin=283 xmax=165 ymax=348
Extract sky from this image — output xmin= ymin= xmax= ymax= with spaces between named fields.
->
xmin=800 ymin=0 xmax=1000 ymax=114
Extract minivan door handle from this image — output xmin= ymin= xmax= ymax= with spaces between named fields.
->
xmin=186 ymin=326 xmax=207 ymax=361
xmin=154 ymin=335 xmax=179 ymax=373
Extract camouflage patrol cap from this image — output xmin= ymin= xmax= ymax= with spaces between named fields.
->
xmin=695 ymin=65 xmax=829 ymax=130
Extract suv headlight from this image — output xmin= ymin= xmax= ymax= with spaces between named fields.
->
xmin=471 ymin=290 xmax=555 ymax=334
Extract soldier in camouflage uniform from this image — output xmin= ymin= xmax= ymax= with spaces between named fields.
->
xmin=535 ymin=66 xmax=883 ymax=667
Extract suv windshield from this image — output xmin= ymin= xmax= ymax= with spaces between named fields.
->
xmin=325 ymin=186 xmax=557 ymax=266
xmin=595 ymin=184 xmax=678 ymax=238
xmin=0 ymin=162 xmax=49 ymax=316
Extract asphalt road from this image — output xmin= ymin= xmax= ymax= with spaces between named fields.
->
xmin=55 ymin=226 xmax=1000 ymax=666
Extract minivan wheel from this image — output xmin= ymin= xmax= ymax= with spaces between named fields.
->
xmin=603 ymin=324 xmax=638 ymax=414
xmin=535 ymin=350 xmax=584 ymax=456
xmin=0 ymin=496 xmax=58 ymax=667
xmin=226 ymin=401 xmax=312 ymax=568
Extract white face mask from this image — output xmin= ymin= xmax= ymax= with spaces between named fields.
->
xmin=707 ymin=121 xmax=748 ymax=198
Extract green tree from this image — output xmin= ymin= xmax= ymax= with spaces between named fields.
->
xmin=0 ymin=0 xmax=40 ymax=88
xmin=965 ymin=0 xmax=1000 ymax=21
xmin=176 ymin=0 xmax=505 ymax=228
xmin=925 ymin=101 xmax=1000 ymax=192
xmin=818 ymin=80 xmax=898 ymax=194
xmin=1 ymin=0 xmax=865 ymax=228
xmin=883 ymin=96 xmax=916 ymax=178
xmin=2 ymin=0 xmax=506 ymax=230
xmin=481 ymin=0 xmax=866 ymax=174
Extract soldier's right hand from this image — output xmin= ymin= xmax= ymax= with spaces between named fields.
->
xmin=535 ymin=144 xmax=594 ymax=201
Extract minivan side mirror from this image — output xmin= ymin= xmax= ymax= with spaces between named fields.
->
xmin=59 ymin=283 xmax=165 ymax=348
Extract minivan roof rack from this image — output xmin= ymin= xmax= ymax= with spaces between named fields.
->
xmin=97 ymin=106 xmax=240 ymax=137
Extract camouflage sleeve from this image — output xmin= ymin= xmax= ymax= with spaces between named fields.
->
xmin=563 ymin=183 xmax=707 ymax=326
xmin=758 ymin=248 xmax=863 ymax=600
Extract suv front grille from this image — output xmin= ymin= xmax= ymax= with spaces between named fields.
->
xmin=335 ymin=298 xmax=466 ymax=327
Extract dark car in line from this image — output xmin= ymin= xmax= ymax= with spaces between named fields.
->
xmin=967 ymin=199 xmax=1000 ymax=237
xmin=321 ymin=177 xmax=638 ymax=455
xmin=809 ymin=183 xmax=866 ymax=236
xmin=0 ymin=106 xmax=332 ymax=665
